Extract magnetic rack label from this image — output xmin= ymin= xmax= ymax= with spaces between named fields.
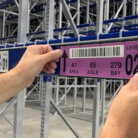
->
xmin=60 ymin=41 xmax=138 ymax=79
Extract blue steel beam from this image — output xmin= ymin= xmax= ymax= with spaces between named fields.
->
xmin=2 ymin=22 xmax=138 ymax=41
xmin=104 ymin=14 xmax=138 ymax=24
xmin=0 ymin=0 xmax=15 ymax=9
xmin=2 ymin=29 xmax=138 ymax=47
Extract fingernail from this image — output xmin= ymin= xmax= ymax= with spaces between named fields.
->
xmin=54 ymin=64 xmax=57 ymax=69
xmin=55 ymin=64 xmax=57 ymax=69
xmin=55 ymin=49 xmax=63 ymax=56
xmin=52 ymin=70 xmax=55 ymax=74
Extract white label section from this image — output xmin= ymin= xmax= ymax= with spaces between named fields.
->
xmin=69 ymin=45 xmax=124 ymax=59
xmin=0 ymin=51 xmax=9 ymax=72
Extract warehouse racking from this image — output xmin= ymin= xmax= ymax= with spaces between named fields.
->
xmin=0 ymin=0 xmax=138 ymax=138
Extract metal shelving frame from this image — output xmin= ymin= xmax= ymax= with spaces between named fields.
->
xmin=0 ymin=0 xmax=137 ymax=138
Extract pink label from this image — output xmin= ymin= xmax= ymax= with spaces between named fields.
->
xmin=60 ymin=41 xmax=138 ymax=79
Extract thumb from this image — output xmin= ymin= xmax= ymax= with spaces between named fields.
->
xmin=127 ymin=73 xmax=138 ymax=90
xmin=39 ymin=49 xmax=63 ymax=64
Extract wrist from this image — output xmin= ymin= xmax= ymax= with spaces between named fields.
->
xmin=9 ymin=66 xmax=27 ymax=89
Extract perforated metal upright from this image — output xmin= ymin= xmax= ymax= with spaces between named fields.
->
xmin=58 ymin=1 xmax=63 ymax=39
xmin=1 ymin=0 xmax=138 ymax=138
xmin=14 ymin=1 xmax=29 ymax=138
xmin=2 ymin=11 xmax=5 ymax=39
xmin=41 ymin=76 xmax=52 ymax=138
xmin=40 ymin=0 xmax=55 ymax=138
xmin=96 ymin=0 xmax=104 ymax=34
xmin=104 ymin=0 xmax=109 ymax=33
xmin=92 ymin=79 xmax=101 ymax=138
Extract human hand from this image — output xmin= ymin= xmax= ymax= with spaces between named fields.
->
xmin=100 ymin=73 xmax=138 ymax=138
xmin=13 ymin=45 xmax=63 ymax=87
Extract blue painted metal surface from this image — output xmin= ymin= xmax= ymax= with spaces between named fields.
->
xmin=7 ymin=46 xmax=60 ymax=75
xmin=15 ymin=44 xmax=24 ymax=47
xmin=6 ymin=44 xmax=14 ymax=48
xmin=43 ymin=76 xmax=52 ymax=82
xmin=0 ymin=46 xmax=5 ymax=49
xmin=25 ymin=42 xmax=35 ymax=46
xmin=36 ymin=40 xmax=47 ymax=45
xmin=49 ymin=39 xmax=62 ymax=44
xmin=9 ymin=48 xmax=25 ymax=69
xmin=80 ymin=35 xmax=97 ymax=41
xmin=99 ymin=32 xmax=120 ymax=39
xmin=0 ymin=0 xmax=15 ymax=9
xmin=64 ymin=37 xmax=78 ymax=42
xmin=122 ymin=30 xmax=138 ymax=37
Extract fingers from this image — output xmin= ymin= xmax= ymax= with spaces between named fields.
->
xmin=43 ymin=68 xmax=55 ymax=74
xmin=46 ymin=62 xmax=57 ymax=70
xmin=28 ymin=45 xmax=62 ymax=74
xmin=48 ymin=61 xmax=57 ymax=68
xmin=39 ymin=49 xmax=63 ymax=65
xmin=38 ymin=46 xmax=61 ymax=63
xmin=45 ymin=45 xmax=53 ymax=53
xmin=40 ymin=45 xmax=60 ymax=62
xmin=43 ymin=61 xmax=57 ymax=74
xmin=55 ymin=58 xmax=59 ymax=62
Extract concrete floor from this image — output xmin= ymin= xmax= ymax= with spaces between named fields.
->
xmin=0 ymin=96 xmax=105 ymax=138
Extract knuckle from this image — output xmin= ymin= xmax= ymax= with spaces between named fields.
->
xmin=46 ymin=44 xmax=51 ymax=47
xmin=49 ymin=51 xmax=55 ymax=57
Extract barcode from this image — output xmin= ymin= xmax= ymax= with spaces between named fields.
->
xmin=69 ymin=45 xmax=124 ymax=58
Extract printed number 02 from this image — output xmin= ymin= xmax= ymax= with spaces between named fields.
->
xmin=125 ymin=54 xmax=138 ymax=75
